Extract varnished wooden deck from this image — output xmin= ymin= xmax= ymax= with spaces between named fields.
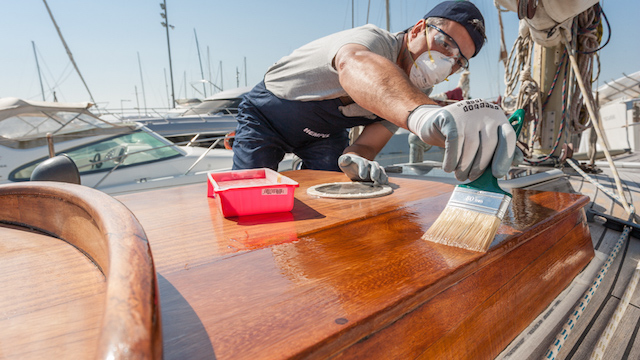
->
xmin=0 ymin=168 xmax=595 ymax=359
xmin=496 ymin=152 xmax=640 ymax=359
xmin=1 ymin=151 xmax=637 ymax=359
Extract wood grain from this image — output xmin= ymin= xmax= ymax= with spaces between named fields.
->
xmin=0 ymin=181 xmax=162 ymax=359
xmin=0 ymin=225 xmax=105 ymax=359
xmin=113 ymin=170 xmax=593 ymax=359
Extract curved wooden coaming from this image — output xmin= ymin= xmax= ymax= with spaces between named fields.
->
xmin=0 ymin=181 xmax=162 ymax=359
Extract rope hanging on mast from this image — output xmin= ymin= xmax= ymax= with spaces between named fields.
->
xmin=498 ymin=3 xmax=604 ymax=163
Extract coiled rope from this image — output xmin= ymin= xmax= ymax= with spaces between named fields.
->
xmin=526 ymin=51 xmax=569 ymax=164
xmin=499 ymin=5 xmax=602 ymax=165
xmin=567 ymin=6 xmax=603 ymax=134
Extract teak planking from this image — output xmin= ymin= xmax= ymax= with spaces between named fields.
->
xmin=113 ymin=170 xmax=594 ymax=359
xmin=0 ymin=224 xmax=106 ymax=359
xmin=0 ymin=182 xmax=162 ymax=359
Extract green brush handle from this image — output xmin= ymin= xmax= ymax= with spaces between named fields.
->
xmin=458 ymin=109 xmax=525 ymax=197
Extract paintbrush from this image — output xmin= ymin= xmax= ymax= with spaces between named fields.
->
xmin=422 ymin=109 xmax=524 ymax=252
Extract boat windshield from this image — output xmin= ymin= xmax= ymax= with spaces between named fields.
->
xmin=181 ymin=98 xmax=243 ymax=116
xmin=0 ymin=109 xmax=119 ymax=140
xmin=10 ymin=130 xmax=182 ymax=181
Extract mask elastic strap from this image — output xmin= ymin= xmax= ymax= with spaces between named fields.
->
xmin=425 ymin=27 xmax=436 ymax=64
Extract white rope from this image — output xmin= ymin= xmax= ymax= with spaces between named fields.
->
xmin=567 ymin=8 xmax=601 ymax=134
xmin=544 ymin=227 xmax=628 ymax=360
xmin=590 ymin=248 xmax=639 ymax=360
xmin=499 ymin=6 xmax=602 ymax=159
xmin=544 ymin=159 xmax=636 ymax=360
xmin=561 ymin=28 xmax=632 ymax=215
xmin=500 ymin=31 xmax=544 ymax=156
xmin=502 ymin=35 xmax=535 ymax=114
xmin=572 ymin=157 xmax=638 ymax=359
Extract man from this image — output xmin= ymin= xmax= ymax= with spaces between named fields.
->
xmin=232 ymin=1 xmax=517 ymax=185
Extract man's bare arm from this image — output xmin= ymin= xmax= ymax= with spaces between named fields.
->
xmin=343 ymin=122 xmax=394 ymax=160
xmin=334 ymin=43 xmax=437 ymax=129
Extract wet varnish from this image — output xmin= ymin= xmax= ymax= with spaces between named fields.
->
xmin=113 ymin=170 xmax=594 ymax=359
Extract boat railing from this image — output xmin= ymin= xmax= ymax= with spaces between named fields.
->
xmin=0 ymin=181 xmax=163 ymax=359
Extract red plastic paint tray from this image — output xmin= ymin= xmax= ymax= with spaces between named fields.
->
xmin=207 ymin=168 xmax=299 ymax=217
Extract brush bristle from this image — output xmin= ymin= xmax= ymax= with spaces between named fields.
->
xmin=422 ymin=206 xmax=502 ymax=252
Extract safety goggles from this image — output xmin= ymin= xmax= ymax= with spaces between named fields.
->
xmin=426 ymin=24 xmax=469 ymax=73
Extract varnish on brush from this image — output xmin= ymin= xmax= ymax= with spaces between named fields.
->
xmin=422 ymin=109 xmax=524 ymax=252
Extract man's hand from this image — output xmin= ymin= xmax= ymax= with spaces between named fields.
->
xmin=338 ymin=154 xmax=388 ymax=185
xmin=406 ymin=99 xmax=517 ymax=181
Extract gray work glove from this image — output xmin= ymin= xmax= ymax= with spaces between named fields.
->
xmin=338 ymin=154 xmax=389 ymax=185
xmin=406 ymin=100 xmax=517 ymax=181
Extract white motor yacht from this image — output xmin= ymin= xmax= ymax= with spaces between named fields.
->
xmin=0 ymin=97 xmax=293 ymax=195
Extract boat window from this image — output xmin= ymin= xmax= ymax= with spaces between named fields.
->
xmin=10 ymin=131 xmax=182 ymax=181
xmin=0 ymin=109 xmax=115 ymax=140
xmin=181 ymin=98 xmax=243 ymax=116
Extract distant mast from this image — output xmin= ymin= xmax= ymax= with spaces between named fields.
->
xmin=160 ymin=0 xmax=176 ymax=108
xmin=220 ymin=61 xmax=224 ymax=91
xmin=194 ymin=29 xmax=206 ymax=97
xmin=385 ymin=0 xmax=390 ymax=31
xmin=207 ymin=46 xmax=213 ymax=94
xmin=137 ymin=52 xmax=147 ymax=115
xmin=31 ymin=41 xmax=46 ymax=101
xmin=42 ymin=0 xmax=97 ymax=105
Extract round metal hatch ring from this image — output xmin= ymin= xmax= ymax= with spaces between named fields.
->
xmin=306 ymin=182 xmax=393 ymax=199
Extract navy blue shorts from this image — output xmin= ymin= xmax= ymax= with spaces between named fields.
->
xmin=232 ymin=81 xmax=379 ymax=171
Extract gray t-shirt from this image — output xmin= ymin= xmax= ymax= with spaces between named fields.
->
xmin=264 ymin=24 xmax=404 ymax=102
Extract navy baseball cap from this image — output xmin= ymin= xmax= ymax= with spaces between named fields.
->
xmin=424 ymin=1 xmax=486 ymax=57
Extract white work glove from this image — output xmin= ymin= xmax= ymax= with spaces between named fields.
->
xmin=338 ymin=154 xmax=389 ymax=185
xmin=406 ymin=99 xmax=517 ymax=181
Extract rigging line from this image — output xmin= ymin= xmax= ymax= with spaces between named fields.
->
xmin=42 ymin=62 xmax=75 ymax=102
xmin=579 ymin=4 xmax=611 ymax=55
xmin=42 ymin=0 xmax=97 ymax=106
xmin=563 ymin=227 xmax=630 ymax=360
xmin=42 ymin=0 xmax=98 ymax=108
xmin=561 ymin=28 xmax=631 ymax=215
xmin=31 ymin=41 xmax=45 ymax=101
xmin=34 ymin=45 xmax=69 ymax=98
xmin=342 ymin=1 xmax=350 ymax=30
xmin=563 ymin=159 xmax=636 ymax=360
xmin=544 ymin=160 xmax=633 ymax=359
xmin=194 ymin=28 xmax=207 ymax=98
xmin=366 ymin=0 xmax=371 ymax=23
xmin=137 ymin=52 xmax=148 ymax=116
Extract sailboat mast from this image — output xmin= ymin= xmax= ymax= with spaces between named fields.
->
xmin=160 ymin=0 xmax=176 ymax=108
xmin=164 ymin=68 xmax=170 ymax=108
xmin=31 ymin=41 xmax=46 ymax=101
xmin=385 ymin=0 xmax=390 ymax=31
xmin=207 ymin=46 xmax=212 ymax=95
xmin=137 ymin=52 xmax=147 ymax=115
xmin=194 ymin=29 xmax=207 ymax=97
xmin=42 ymin=0 xmax=97 ymax=106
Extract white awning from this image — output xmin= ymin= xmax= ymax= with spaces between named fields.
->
xmin=597 ymin=71 xmax=640 ymax=105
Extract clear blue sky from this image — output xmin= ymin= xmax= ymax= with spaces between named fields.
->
xmin=1 ymin=1 xmax=635 ymax=111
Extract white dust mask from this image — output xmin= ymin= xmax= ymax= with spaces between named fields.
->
xmin=409 ymin=50 xmax=455 ymax=92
